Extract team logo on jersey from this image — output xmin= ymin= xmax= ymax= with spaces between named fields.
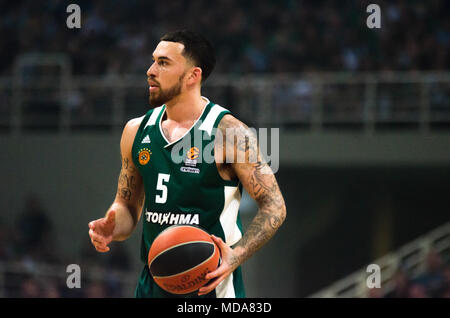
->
xmin=138 ymin=148 xmax=151 ymax=165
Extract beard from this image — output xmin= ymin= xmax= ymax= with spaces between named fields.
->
xmin=149 ymin=73 xmax=185 ymax=107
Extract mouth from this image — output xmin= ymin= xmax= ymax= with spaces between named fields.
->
xmin=149 ymin=85 xmax=159 ymax=93
xmin=148 ymin=78 xmax=160 ymax=93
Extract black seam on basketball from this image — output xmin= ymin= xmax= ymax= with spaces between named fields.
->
xmin=149 ymin=241 xmax=217 ymax=277
xmin=151 ymin=245 xmax=217 ymax=279
xmin=148 ymin=240 xmax=210 ymax=270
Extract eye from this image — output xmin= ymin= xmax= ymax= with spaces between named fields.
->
xmin=158 ymin=60 xmax=167 ymax=66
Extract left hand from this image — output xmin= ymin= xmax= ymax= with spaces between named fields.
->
xmin=198 ymin=235 xmax=241 ymax=296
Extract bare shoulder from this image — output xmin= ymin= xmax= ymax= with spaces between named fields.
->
xmin=125 ymin=115 xmax=145 ymax=131
xmin=217 ymin=113 xmax=249 ymax=131
xmin=217 ymin=113 xmax=259 ymax=156
xmin=121 ymin=115 xmax=145 ymax=150
xmin=124 ymin=115 xmax=145 ymax=136
xmin=217 ymin=113 xmax=255 ymax=145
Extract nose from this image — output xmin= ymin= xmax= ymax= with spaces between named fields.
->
xmin=147 ymin=61 xmax=158 ymax=78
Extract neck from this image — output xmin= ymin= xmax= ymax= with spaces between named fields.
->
xmin=164 ymin=90 xmax=207 ymax=123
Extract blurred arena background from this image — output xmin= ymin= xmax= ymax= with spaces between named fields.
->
xmin=0 ymin=0 xmax=449 ymax=298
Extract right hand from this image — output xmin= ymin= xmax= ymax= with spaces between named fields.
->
xmin=88 ymin=210 xmax=116 ymax=253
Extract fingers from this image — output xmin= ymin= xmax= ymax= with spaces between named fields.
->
xmin=198 ymin=273 xmax=227 ymax=296
xmin=96 ymin=246 xmax=110 ymax=253
xmin=198 ymin=235 xmax=237 ymax=295
xmin=211 ymin=235 xmax=227 ymax=260
xmin=89 ymin=229 xmax=107 ymax=244
xmin=205 ymin=262 xmax=227 ymax=280
xmin=90 ymin=236 xmax=110 ymax=252
xmin=88 ymin=211 xmax=115 ymax=231
xmin=89 ymin=213 xmax=115 ymax=253
xmin=89 ymin=229 xmax=110 ymax=252
xmin=206 ymin=235 xmax=231 ymax=280
xmin=92 ymin=240 xmax=110 ymax=252
xmin=211 ymin=235 xmax=226 ymax=248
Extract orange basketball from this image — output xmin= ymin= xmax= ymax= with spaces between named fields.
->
xmin=148 ymin=225 xmax=221 ymax=295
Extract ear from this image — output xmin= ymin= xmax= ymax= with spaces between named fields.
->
xmin=186 ymin=67 xmax=202 ymax=86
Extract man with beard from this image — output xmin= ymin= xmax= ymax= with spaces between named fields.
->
xmin=88 ymin=30 xmax=286 ymax=298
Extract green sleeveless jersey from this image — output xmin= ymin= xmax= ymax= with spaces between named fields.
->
xmin=131 ymin=97 xmax=245 ymax=298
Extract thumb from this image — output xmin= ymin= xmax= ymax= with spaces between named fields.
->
xmin=211 ymin=235 xmax=226 ymax=248
xmin=105 ymin=210 xmax=116 ymax=224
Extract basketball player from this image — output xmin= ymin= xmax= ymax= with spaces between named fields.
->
xmin=88 ymin=30 xmax=286 ymax=298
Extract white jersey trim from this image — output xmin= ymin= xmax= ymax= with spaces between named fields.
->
xmin=144 ymin=105 xmax=164 ymax=128
xmin=215 ymin=185 xmax=242 ymax=298
xmin=198 ymin=104 xmax=228 ymax=136
xmin=216 ymin=272 xmax=235 ymax=298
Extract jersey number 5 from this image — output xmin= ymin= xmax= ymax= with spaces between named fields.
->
xmin=155 ymin=173 xmax=170 ymax=204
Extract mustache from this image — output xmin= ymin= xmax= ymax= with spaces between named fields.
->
xmin=147 ymin=77 xmax=160 ymax=86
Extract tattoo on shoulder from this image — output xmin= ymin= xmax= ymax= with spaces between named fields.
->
xmin=218 ymin=115 xmax=259 ymax=164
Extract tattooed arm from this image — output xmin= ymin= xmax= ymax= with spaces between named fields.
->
xmin=110 ymin=117 xmax=145 ymax=241
xmin=198 ymin=114 xmax=286 ymax=295
xmin=88 ymin=117 xmax=145 ymax=252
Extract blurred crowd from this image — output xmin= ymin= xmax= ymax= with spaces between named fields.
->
xmin=368 ymin=249 xmax=450 ymax=298
xmin=0 ymin=194 xmax=133 ymax=298
xmin=0 ymin=0 xmax=448 ymax=77
xmin=0 ymin=0 xmax=448 ymax=130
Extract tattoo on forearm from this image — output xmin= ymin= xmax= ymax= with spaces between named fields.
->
xmin=270 ymin=214 xmax=282 ymax=229
xmin=119 ymin=172 xmax=137 ymax=190
xmin=229 ymin=255 xmax=240 ymax=267
xmin=234 ymin=164 xmax=285 ymax=264
xmin=118 ymin=161 xmax=137 ymax=201
xmin=233 ymin=210 xmax=282 ymax=265
xmin=119 ymin=188 xmax=132 ymax=201
xmin=219 ymin=115 xmax=286 ymax=267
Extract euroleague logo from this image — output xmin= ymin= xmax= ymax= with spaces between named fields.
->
xmin=187 ymin=147 xmax=199 ymax=160
xmin=138 ymin=148 xmax=152 ymax=165
xmin=181 ymin=147 xmax=200 ymax=174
